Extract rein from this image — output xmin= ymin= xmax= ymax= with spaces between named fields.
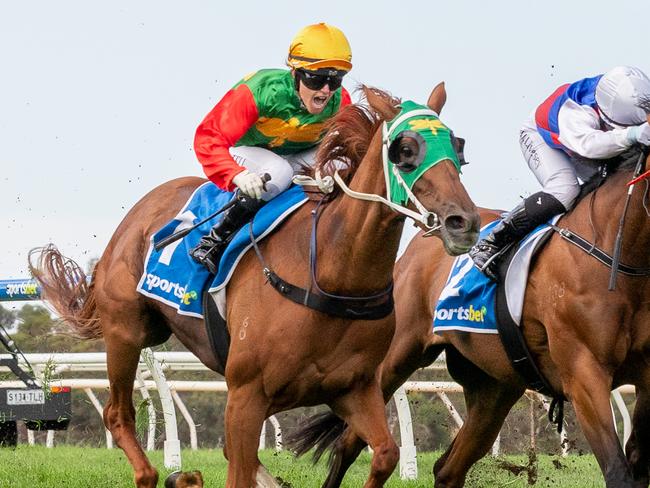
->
xmin=263 ymin=103 xmax=460 ymax=318
xmin=295 ymin=111 xmax=448 ymax=235
xmin=608 ymin=147 xmax=649 ymax=289
xmin=249 ymin=195 xmax=394 ymax=320
xmin=333 ymin=170 xmax=440 ymax=232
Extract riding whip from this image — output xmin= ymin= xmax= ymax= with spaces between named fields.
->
xmin=608 ymin=146 xmax=649 ymax=290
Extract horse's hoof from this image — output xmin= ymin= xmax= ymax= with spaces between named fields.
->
xmin=164 ymin=470 xmax=204 ymax=488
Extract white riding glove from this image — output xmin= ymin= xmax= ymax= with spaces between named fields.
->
xmin=232 ymin=169 xmax=264 ymax=200
xmin=627 ymin=122 xmax=650 ymax=146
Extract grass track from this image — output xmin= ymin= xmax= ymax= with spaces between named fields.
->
xmin=0 ymin=446 xmax=604 ymax=487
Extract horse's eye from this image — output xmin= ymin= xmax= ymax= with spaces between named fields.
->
xmin=388 ymin=132 xmax=424 ymax=173
xmin=398 ymin=139 xmax=418 ymax=164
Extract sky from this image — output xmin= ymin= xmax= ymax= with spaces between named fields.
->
xmin=1 ymin=0 xmax=649 ymax=286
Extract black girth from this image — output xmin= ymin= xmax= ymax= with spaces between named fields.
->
xmin=250 ymin=196 xmax=394 ymax=320
xmin=495 ymin=240 xmax=566 ymax=432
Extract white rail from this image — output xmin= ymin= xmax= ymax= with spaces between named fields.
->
xmin=0 ymin=352 xmax=634 ymax=480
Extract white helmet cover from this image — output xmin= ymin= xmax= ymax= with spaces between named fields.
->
xmin=595 ymin=66 xmax=650 ymax=127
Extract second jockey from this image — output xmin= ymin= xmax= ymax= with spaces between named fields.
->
xmin=191 ymin=22 xmax=353 ymax=273
xmin=470 ymin=65 xmax=650 ymax=280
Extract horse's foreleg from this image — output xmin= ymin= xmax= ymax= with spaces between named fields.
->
xmin=334 ymin=383 xmax=399 ymax=488
xmin=103 ymin=337 xmax=158 ymax=488
xmin=432 ymin=377 xmax=523 ymax=488
xmin=563 ymin=357 xmax=637 ymax=487
xmin=322 ymin=339 xmax=443 ymax=488
xmin=224 ymin=384 xmax=278 ymax=488
xmin=626 ymin=383 xmax=650 ymax=487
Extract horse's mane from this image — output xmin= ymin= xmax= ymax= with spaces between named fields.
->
xmin=576 ymin=146 xmax=644 ymax=199
xmin=310 ymin=86 xmax=400 ymax=184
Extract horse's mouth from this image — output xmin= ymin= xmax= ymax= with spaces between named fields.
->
xmin=441 ymin=231 xmax=479 ymax=256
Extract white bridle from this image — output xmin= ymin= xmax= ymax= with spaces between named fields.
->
xmin=293 ymin=108 xmax=443 ymax=232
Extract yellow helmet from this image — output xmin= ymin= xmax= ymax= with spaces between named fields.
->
xmin=287 ymin=23 xmax=352 ymax=72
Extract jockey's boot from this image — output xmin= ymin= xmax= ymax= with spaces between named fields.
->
xmin=469 ymin=191 xmax=565 ymax=281
xmin=190 ymin=193 xmax=265 ymax=274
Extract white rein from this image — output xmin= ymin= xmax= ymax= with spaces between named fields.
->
xmin=293 ymin=115 xmax=442 ymax=232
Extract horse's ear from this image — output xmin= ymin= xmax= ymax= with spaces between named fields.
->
xmin=427 ymin=82 xmax=447 ymax=115
xmin=363 ymin=86 xmax=400 ymax=121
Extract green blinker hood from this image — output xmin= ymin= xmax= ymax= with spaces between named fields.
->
xmin=383 ymin=100 xmax=461 ymax=206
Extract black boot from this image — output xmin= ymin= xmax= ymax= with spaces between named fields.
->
xmin=190 ymin=193 xmax=264 ymax=274
xmin=469 ymin=192 xmax=565 ymax=281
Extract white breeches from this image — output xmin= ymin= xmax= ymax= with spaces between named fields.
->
xmin=519 ymin=113 xmax=580 ymax=210
xmin=229 ymin=146 xmax=317 ymax=201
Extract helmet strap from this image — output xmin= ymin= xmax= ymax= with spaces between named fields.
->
xmin=598 ymin=107 xmax=634 ymax=129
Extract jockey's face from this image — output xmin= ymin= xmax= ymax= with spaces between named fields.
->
xmin=299 ymin=82 xmax=332 ymax=114
xmin=295 ymin=68 xmax=345 ymax=114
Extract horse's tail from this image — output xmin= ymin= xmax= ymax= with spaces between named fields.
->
xmin=285 ymin=411 xmax=347 ymax=464
xmin=28 ymin=244 xmax=102 ymax=340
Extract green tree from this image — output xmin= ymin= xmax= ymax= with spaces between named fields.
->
xmin=10 ymin=304 xmax=103 ymax=353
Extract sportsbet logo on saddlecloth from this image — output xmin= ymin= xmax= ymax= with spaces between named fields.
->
xmin=435 ymin=304 xmax=487 ymax=323
xmin=144 ymin=273 xmax=198 ymax=306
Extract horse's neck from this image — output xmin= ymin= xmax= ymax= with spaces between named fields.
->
xmin=315 ymin=136 xmax=404 ymax=294
xmin=570 ymin=163 xmax=650 ymax=269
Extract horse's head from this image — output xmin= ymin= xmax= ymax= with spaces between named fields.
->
xmin=364 ymin=83 xmax=480 ymax=255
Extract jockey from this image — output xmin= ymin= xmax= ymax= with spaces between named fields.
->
xmin=190 ymin=23 xmax=353 ymax=273
xmin=470 ymin=65 xmax=650 ymax=280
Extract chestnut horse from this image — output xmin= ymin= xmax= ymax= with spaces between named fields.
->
xmin=29 ymin=84 xmax=480 ymax=488
xmin=291 ymin=141 xmax=650 ymax=487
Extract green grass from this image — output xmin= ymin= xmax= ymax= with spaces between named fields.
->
xmin=0 ymin=446 xmax=604 ymax=487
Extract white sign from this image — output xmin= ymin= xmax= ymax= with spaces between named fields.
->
xmin=7 ymin=389 xmax=45 ymax=405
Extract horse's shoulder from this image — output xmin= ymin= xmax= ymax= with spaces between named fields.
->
xmin=478 ymin=207 xmax=501 ymax=226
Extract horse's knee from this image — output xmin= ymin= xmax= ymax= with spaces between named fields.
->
xmin=103 ymin=403 xmax=118 ymax=433
xmin=103 ymin=402 xmax=136 ymax=446
xmin=370 ymin=440 xmax=399 ymax=479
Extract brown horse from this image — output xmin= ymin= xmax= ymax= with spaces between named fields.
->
xmin=28 ymin=83 xmax=480 ymax=488
xmin=291 ymin=138 xmax=650 ymax=487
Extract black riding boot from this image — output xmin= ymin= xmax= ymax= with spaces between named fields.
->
xmin=190 ymin=194 xmax=264 ymax=274
xmin=469 ymin=191 xmax=565 ymax=280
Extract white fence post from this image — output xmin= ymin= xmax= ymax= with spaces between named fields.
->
xmin=171 ymin=390 xmax=197 ymax=450
xmin=394 ymin=386 xmax=417 ymax=480
xmin=140 ymin=348 xmax=181 ymax=470
xmin=134 ymin=370 xmax=156 ymax=452
xmin=611 ymin=389 xmax=632 ymax=447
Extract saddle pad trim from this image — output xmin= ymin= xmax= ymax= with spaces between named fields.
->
xmin=208 ymin=197 xmax=309 ymax=293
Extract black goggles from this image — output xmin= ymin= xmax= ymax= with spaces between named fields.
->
xmin=296 ymin=69 xmax=346 ymax=91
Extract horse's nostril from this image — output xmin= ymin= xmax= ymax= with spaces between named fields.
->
xmin=445 ymin=215 xmax=468 ymax=232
